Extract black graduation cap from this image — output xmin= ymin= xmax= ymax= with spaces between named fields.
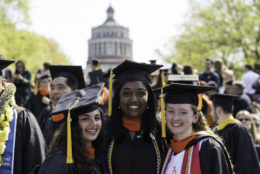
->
xmin=211 ymin=93 xmax=239 ymax=108
xmin=92 ymin=59 xmax=100 ymax=66
xmin=49 ymin=65 xmax=86 ymax=89
xmin=39 ymin=70 xmax=51 ymax=80
xmin=159 ymin=83 xmax=215 ymax=105
xmin=110 ymin=60 xmax=162 ymax=85
xmin=149 ymin=59 xmax=157 ymax=65
xmin=0 ymin=60 xmax=14 ymax=71
xmin=51 ymin=83 xmax=104 ymax=116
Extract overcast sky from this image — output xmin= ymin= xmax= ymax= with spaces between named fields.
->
xmin=29 ymin=0 xmax=189 ymax=68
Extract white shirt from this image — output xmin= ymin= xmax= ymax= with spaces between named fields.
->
xmin=242 ymin=70 xmax=259 ymax=94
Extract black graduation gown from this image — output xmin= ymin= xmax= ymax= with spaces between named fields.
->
xmin=105 ymin=128 xmax=167 ymax=174
xmin=190 ymin=136 xmax=233 ymax=174
xmin=215 ymin=123 xmax=260 ymax=174
xmin=37 ymin=151 xmax=103 ymax=174
xmin=88 ymin=70 xmax=104 ymax=86
xmin=14 ymin=107 xmax=47 ymax=174
xmin=26 ymin=92 xmax=50 ymax=117
xmin=37 ymin=105 xmax=52 ymax=132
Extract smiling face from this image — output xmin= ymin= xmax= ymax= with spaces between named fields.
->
xmin=166 ymin=103 xmax=198 ymax=140
xmin=50 ymin=77 xmax=72 ymax=106
xmin=119 ymin=81 xmax=148 ymax=121
xmin=78 ymin=109 xmax=102 ymax=147
xmin=237 ymin=113 xmax=251 ymax=130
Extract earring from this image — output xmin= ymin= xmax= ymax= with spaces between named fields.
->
xmin=118 ymin=106 xmax=121 ymax=109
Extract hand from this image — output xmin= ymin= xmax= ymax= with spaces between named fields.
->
xmin=42 ymin=96 xmax=50 ymax=105
xmin=17 ymin=74 xmax=23 ymax=80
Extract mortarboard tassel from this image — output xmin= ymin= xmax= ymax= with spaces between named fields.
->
xmin=108 ymin=70 xmax=113 ymax=117
xmin=66 ymin=98 xmax=80 ymax=164
xmin=34 ymin=80 xmax=38 ymax=95
xmin=96 ymin=60 xmax=100 ymax=70
xmin=160 ymin=71 xmax=166 ymax=138
xmin=198 ymin=81 xmax=203 ymax=110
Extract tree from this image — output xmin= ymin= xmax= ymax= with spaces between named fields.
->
xmin=158 ymin=0 xmax=260 ymax=78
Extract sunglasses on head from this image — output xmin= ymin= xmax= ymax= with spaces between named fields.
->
xmin=238 ymin=118 xmax=250 ymax=122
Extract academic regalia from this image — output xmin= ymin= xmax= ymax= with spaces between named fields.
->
xmin=0 ymin=60 xmax=46 ymax=174
xmin=42 ymin=65 xmax=86 ymax=146
xmin=212 ymin=94 xmax=260 ymax=174
xmin=13 ymin=107 xmax=47 ymax=174
xmin=26 ymin=70 xmax=51 ymax=117
xmin=37 ymin=84 xmax=105 ymax=174
xmin=37 ymin=105 xmax=52 ymax=132
xmin=215 ymin=122 xmax=260 ymax=174
xmin=89 ymin=70 xmax=104 ymax=86
xmin=161 ymin=134 xmax=233 ymax=174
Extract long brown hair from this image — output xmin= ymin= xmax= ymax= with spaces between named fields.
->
xmin=236 ymin=110 xmax=260 ymax=144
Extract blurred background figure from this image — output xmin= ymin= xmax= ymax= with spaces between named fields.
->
xmin=214 ymin=58 xmax=225 ymax=88
xmin=13 ymin=60 xmax=32 ymax=107
xmin=0 ymin=54 xmax=13 ymax=82
xmin=242 ymin=64 xmax=259 ymax=98
xmin=183 ymin=64 xmax=194 ymax=75
xmin=88 ymin=58 xmax=104 ymax=86
xmin=237 ymin=110 xmax=260 ymax=144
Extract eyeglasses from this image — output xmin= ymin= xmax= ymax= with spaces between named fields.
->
xmin=238 ymin=118 xmax=250 ymax=122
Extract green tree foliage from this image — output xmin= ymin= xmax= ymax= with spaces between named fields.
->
xmin=0 ymin=0 xmax=71 ymax=75
xmin=158 ymin=0 xmax=260 ymax=77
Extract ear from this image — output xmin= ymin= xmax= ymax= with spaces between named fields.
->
xmin=192 ymin=112 xmax=199 ymax=123
xmin=216 ymin=106 xmax=222 ymax=115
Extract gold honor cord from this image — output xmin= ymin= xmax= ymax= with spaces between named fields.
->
xmin=66 ymin=98 xmax=80 ymax=164
xmin=108 ymin=70 xmax=113 ymax=117
xmin=160 ymin=71 xmax=166 ymax=138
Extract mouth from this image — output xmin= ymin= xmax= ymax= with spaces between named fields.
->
xmin=86 ymin=129 xmax=98 ymax=136
xmin=128 ymin=105 xmax=139 ymax=109
xmin=170 ymin=123 xmax=183 ymax=127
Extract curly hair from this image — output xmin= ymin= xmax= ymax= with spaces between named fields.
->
xmin=48 ymin=108 xmax=105 ymax=174
xmin=107 ymin=81 xmax=157 ymax=142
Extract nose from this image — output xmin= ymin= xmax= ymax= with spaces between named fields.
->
xmin=130 ymin=93 xmax=138 ymax=102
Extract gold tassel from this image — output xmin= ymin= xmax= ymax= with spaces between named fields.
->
xmin=96 ymin=60 xmax=100 ymax=70
xmin=108 ymin=70 xmax=113 ymax=117
xmin=198 ymin=81 xmax=203 ymax=110
xmin=34 ymin=80 xmax=38 ymax=95
xmin=66 ymin=98 xmax=80 ymax=164
xmin=160 ymin=70 xmax=166 ymax=137
xmin=160 ymin=88 xmax=166 ymax=138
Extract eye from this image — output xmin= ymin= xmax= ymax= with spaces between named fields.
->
xmin=58 ymin=86 xmax=65 ymax=90
xmin=121 ymin=91 xmax=131 ymax=97
xmin=95 ymin=115 xmax=101 ymax=121
xmin=136 ymin=91 xmax=146 ymax=97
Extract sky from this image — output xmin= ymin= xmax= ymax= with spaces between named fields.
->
xmin=28 ymin=0 xmax=189 ymax=68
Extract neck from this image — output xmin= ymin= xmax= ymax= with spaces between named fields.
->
xmin=218 ymin=114 xmax=233 ymax=124
xmin=85 ymin=141 xmax=91 ymax=148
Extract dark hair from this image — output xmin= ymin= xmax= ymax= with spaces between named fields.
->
xmin=171 ymin=63 xmax=179 ymax=74
xmin=214 ymin=102 xmax=233 ymax=114
xmin=245 ymin=64 xmax=253 ymax=70
xmin=205 ymin=58 xmax=214 ymax=65
xmin=48 ymin=108 xmax=105 ymax=174
xmin=43 ymin=62 xmax=51 ymax=70
xmin=107 ymin=81 xmax=157 ymax=142
xmin=183 ymin=65 xmax=193 ymax=75
xmin=15 ymin=60 xmax=26 ymax=73
xmin=65 ymin=77 xmax=79 ymax=90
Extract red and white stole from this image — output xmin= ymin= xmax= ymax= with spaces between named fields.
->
xmin=162 ymin=140 xmax=204 ymax=174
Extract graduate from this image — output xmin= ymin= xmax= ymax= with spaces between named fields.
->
xmin=88 ymin=59 xmax=104 ymax=86
xmin=26 ymin=70 xmax=51 ymax=117
xmin=159 ymin=83 xmax=234 ymax=174
xmin=212 ymin=94 xmax=260 ymax=174
xmin=37 ymin=84 xmax=106 ymax=174
xmin=105 ymin=60 xmax=167 ymax=174
xmin=41 ymin=65 xmax=86 ymax=146
xmin=0 ymin=60 xmax=46 ymax=174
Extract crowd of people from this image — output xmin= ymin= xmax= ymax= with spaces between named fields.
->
xmin=0 ymin=55 xmax=260 ymax=174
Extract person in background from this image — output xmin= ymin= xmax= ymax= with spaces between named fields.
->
xmin=199 ymin=58 xmax=220 ymax=90
xmin=224 ymin=80 xmax=233 ymax=94
xmin=253 ymin=115 xmax=260 ymax=134
xmin=13 ymin=60 xmax=31 ymax=106
xmin=160 ymin=83 xmax=233 ymax=174
xmin=214 ymin=58 xmax=225 ymax=88
xmin=212 ymin=94 xmax=260 ymax=174
xmin=41 ymin=65 xmax=86 ymax=146
xmin=183 ymin=64 xmax=194 ymax=75
xmin=0 ymin=55 xmax=13 ymax=82
xmin=105 ymin=60 xmax=167 ymax=174
xmin=0 ymin=60 xmax=46 ymax=174
xmin=242 ymin=64 xmax=259 ymax=98
xmin=236 ymin=110 xmax=260 ymax=144
xmin=229 ymin=81 xmax=252 ymax=116
xmin=26 ymin=70 xmax=52 ymax=117
xmin=37 ymin=84 xmax=106 ymax=174
xmin=88 ymin=59 xmax=104 ymax=86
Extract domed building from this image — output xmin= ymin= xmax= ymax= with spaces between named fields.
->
xmin=87 ymin=5 xmax=133 ymax=72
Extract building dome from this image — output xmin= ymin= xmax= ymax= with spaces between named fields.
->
xmin=87 ymin=5 xmax=133 ymax=72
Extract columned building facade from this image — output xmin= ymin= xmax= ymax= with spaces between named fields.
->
xmin=87 ymin=5 xmax=133 ymax=72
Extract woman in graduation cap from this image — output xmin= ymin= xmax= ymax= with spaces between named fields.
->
xmin=105 ymin=60 xmax=167 ymax=174
xmin=37 ymin=84 xmax=106 ymax=174
xmin=160 ymin=83 xmax=234 ymax=174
